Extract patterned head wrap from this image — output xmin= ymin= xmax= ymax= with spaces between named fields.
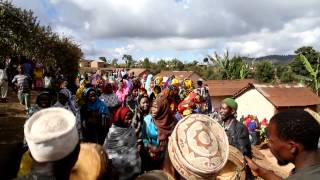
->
xmin=168 ymin=114 xmax=229 ymax=179
xmin=113 ymin=107 xmax=131 ymax=124
xmin=154 ymin=76 xmax=163 ymax=86
xmin=184 ymin=79 xmax=193 ymax=90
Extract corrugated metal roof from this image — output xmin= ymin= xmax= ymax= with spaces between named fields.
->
xmin=205 ymin=79 xmax=255 ymax=96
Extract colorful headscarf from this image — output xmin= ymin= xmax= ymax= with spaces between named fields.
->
xmin=153 ymin=95 xmax=176 ymax=141
xmin=113 ymin=107 xmax=131 ymax=124
xmin=171 ymin=78 xmax=180 ymax=87
xmin=145 ymin=74 xmax=153 ymax=96
xmin=154 ymin=76 xmax=163 ymax=87
xmin=84 ymin=88 xmax=109 ymax=115
xmin=184 ymin=79 xmax=193 ymax=90
xmin=102 ymin=83 xmax=113 ymax=94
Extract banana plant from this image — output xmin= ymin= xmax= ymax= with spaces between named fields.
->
xmin=208 ymin=51 xmax=230 ymax=79
xmin=299 ymin=54 xmax=319 ymax=95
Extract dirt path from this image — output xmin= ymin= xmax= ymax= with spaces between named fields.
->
xmin=0 ymin=88 xmax=37 ymax=179
xmin=251 ymin=144 xmax=294 ymax=179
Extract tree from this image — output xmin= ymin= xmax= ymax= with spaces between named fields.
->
xmin=122 ymin=54 xmax=134 ymax=68
xmin=142 ymin=57 xmax=151 ymax=69
xmin=208 ymin=52 xmax=249 ymax=80
xmin=111 ymin=58 xmax=118 ymax=66
xmin=208 ymin=51 xmax=230 ymax=79
xmin=169 ymin=58 xmax=184 ymax=70
xmin=157 ymin=59 xmax=167 ymax=69
xmin=99 ymin=57 xmax=107 ymax=63
xmin=254 ymin=60 xmax=275 ymax=83
xmin=276 ymin=65 xmax=294 ymax=83
xmin=289 ymin=46 xmax=319 ymax=78
xmin=0 ymin=1 xmax=82 ymax=81
xmin=298 ymin=54 xmax=319 ymax=95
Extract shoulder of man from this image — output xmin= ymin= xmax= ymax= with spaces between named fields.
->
xmin=287 ymin=163 xmax=320 ymax=180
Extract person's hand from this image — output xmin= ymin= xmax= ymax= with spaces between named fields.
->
xmin=244 ymin=156 xmax=260 ymax=176
xmin=245 ymin=156 xmax=282 ymax=180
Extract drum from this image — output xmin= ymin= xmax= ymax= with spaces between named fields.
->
xmin=217 ymin=145 xmax=246 ymax=180
xmin=168 ymin=114 xmax=229 ymax=180
xmin=135 ymin=170 xmax=174 ymax=180
xmin=70 ymin=143 xmax=108 ymax=180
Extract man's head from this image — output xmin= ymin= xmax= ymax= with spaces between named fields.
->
xmin=197 ymin=78 xmax=203 ymax=87
xmin=24 ymin=108 xmax=79 ymax=165
xmin=268 ymin=109 xmax=320 ymax=166
xmin=220 ymin=98 xmax=238 ymax=121
xmin=17 ymin=65 xmax=24 ymax=74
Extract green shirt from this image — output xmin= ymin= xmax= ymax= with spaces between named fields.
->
xmin=287 ymin=163 xmax=320 ymax=180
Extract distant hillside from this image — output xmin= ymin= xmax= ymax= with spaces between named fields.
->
xmin=243 ymin=55 xmax=296 ymax=64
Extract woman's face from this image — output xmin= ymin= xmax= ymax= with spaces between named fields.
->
xmin=150 ymin=80 xmax=155 ymax=89
xmin=123 ymin=112 xmax=133 ymax=127
xmin=139 ymin=97 xmax=149 ymax=112
xmin=132 ymin=89 xmax=138 ymax=98
xmin=150 ymin=101 xmax=159 ymax=118
xmin=89 ymin=91 xmax=97 ymax=102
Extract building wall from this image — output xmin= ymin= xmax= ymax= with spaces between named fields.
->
xmin=79 ymin=61 xmax=89 ymax=67
xmin=236 ymin=89 xmax=276 ymax=121
xmin=91 ymin=61 xmax=105 ymax=68
xmin=211 ymin=96 xmax=228 ymax=111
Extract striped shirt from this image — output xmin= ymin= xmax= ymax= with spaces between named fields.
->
xmin=12 ymin=74 xmax=31 ymax=92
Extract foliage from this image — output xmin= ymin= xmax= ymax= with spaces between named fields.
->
xmin=298 ymin=54 xmax=319 ymax=95
xmin=276 ymin=65 xmax=294 ymax=83
xmin=122 ymin=54 xmax=135 ymax=68
xmin=142 ymin=57 xmax=151 ymax=69
xmin=289 ymin=46 xmax=319 ymax=78
xmin=111 ymin=58 xmax=118 ymax=66
xmin=99 ymin=57 xmax=109 ymax=63
xmin=0 ymin=1 xmax=82 ymax=81
xmin=208 ymin=51 xmax=250 ymax=80
xmin=254 ymin=60 xmax=275 ymax=83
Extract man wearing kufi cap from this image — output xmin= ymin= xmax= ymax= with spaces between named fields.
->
xmin=16 ymin=108 xmax=80 ymax=180
xmin=220 ymin=98 xmax=253 ymax=179
xmin=220 ymin=98 xmax=252 ymax=157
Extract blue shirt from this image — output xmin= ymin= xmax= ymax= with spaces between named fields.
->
xmin=142 ymin=114 xmax=159 ymax=147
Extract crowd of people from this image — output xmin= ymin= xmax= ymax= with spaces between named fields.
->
xmin=0 ymin=60 xmax=319 ymax=179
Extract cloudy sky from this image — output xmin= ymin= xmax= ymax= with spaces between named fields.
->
xmin=12 ymin=0 xmax=320 ymax=62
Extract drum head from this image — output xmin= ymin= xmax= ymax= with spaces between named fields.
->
xmin=217 ymin=145 xmax=246 ymax=180
xmin=70 ymin=143 xmax=108 ymax=180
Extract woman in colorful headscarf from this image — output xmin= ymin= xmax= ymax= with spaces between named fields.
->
xmin=154 ymin=76 xmax=163 ymax=87
xmin=75 ymin=79 xmax=88 ymax=107
xmin=145 ymin=74 xmax=153 ymax=96
xmin=149 ymin=85 xmax=161 ymax=102
xmin=124 ymin=86 xmax=139 ymax=112
xmin=53 ymin=88 xmax=77 ymax=115
xmin=116 ymin=81 xmax=126 ymax=106
xmin=177 ymin=91 xmax=201 ymax=116
xmin=142 ymin=95 xmax=176 ymax=170
xmin=166 ymin=85 xmax=181 ymax=113
xmin=103 ymin=107 xmax=141 ymax=180
xmin=132 ymin=95 xmax=151 ymax=172
xmin=132 ymin=95 xmax=150 ymax=144
xmin=100 ymin=83 xmax=120 ymax=118
xmin=81 ymin=87 xmax=110 ymax=144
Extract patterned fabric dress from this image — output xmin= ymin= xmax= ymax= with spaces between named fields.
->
xmin=103 ymin=125 xmax=141 ymax=180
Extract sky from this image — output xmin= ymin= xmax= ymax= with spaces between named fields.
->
xmin=11 ymin=0 xmax=320 ymax=62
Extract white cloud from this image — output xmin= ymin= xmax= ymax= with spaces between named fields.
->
xmin=11 ymin=0 xmax=320 ymax=60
